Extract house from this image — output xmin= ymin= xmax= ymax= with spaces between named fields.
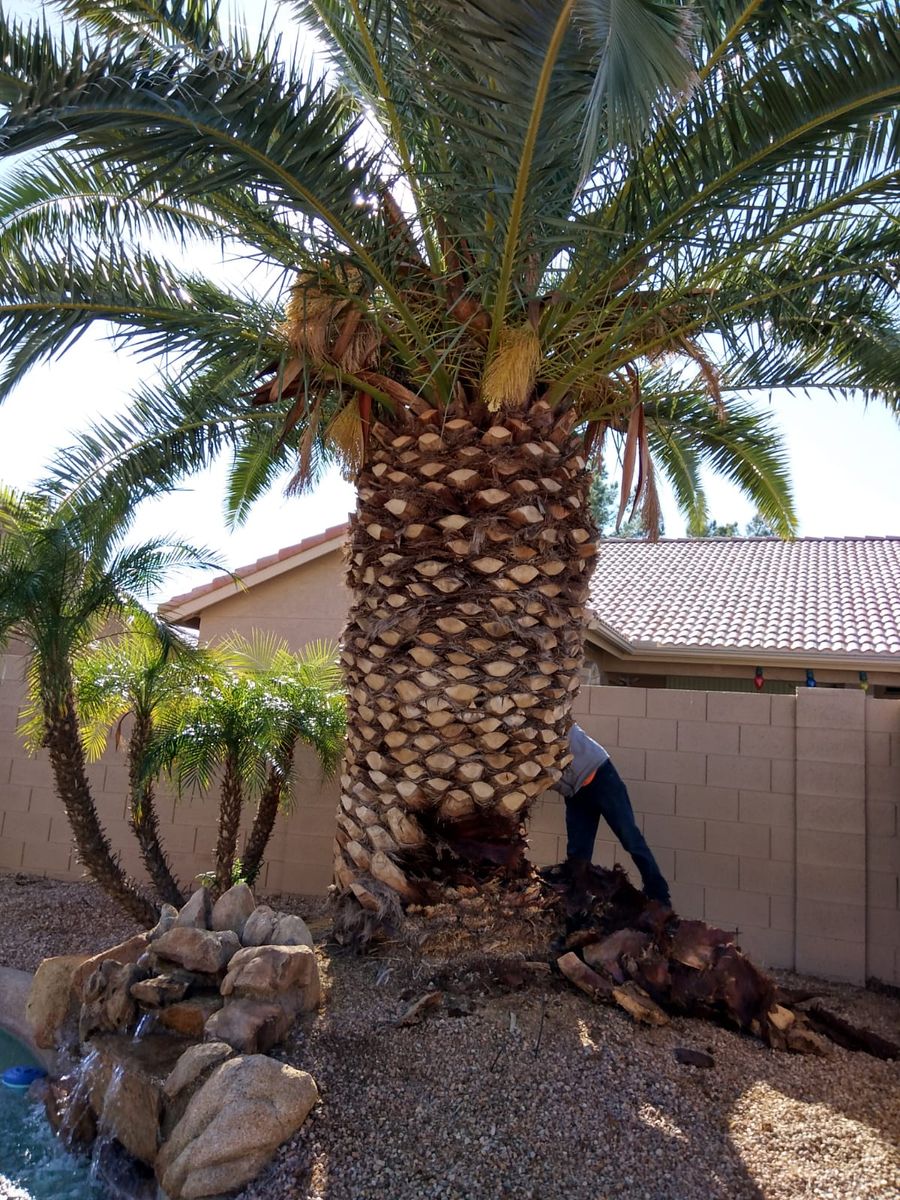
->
xmin=161 ymin=527 xmax=900 ymax=695
xmin=1 ymin=524 xmax=896 ymax=985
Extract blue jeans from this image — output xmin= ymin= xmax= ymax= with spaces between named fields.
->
xmin=565 ymin=760 xmax=671 ymax=904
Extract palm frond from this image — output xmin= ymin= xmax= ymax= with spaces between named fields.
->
xmin=52 ymin=0 xmax=225 ymax=52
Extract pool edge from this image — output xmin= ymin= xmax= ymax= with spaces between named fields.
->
xmin=0 ymin=967 xmax=58 ymax=1072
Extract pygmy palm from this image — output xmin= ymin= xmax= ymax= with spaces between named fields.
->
xmin=0 ymin=1 xmax=897 ymax=926
xmin=73 ymin=608 xmax=208 ymax=907
xmin=221 ymin=633 xmax=345 ymax=886
xmin=150 ymin=634 xmax=345 ymax=895
xmin=0 ymin=486 xmax=213 ymax=923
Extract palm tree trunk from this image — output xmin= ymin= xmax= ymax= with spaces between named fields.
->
xmin=43 ymin=690 xmax=158 ymax=926
xmin=333 ymin=398 xmax=596 ymax=921
xmin=242 ymin=745 xmax=292 ymax=887
xmin=214 ymin=757 xmax=243 ymax=897
xmin=127 ymin=713 xmax=185 ymax=907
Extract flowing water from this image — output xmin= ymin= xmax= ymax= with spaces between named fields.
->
xmin=0 ymin=1029 xmax=102 ymax=1200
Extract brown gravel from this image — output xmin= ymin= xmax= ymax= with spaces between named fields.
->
xmin=0 ymin=872 xmax=142 ymax=971
xmin=2 ymin=873 xmax=899 ymax=1200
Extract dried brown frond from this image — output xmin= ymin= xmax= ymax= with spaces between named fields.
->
xmin=616 ymin=376 xmax=644 ymax=530
xmin=482 ymin=326 xmax=542 ymax=412
xmin=678 ymin=336 xmax=724 ymax=417
xmin=325 ymin=395 xmax=365 ymax=481
xmin=282 ymin=267 xmax=379 ymax=374
xmin=285 ymin=395 xmax=323 ymax=496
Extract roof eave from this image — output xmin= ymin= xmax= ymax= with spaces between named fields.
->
xmin=586 ymin=622 xmax=898 ymax=670
xmin=158 ymin=533 xmax=346 ymax=623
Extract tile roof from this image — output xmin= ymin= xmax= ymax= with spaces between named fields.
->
xmin=162 ymin=527 xmax=900 ymax=663
xmin=588 ymin=537 xmax=900 ymax=660
xmin=162 ymin=520 xmax=350 ymax=611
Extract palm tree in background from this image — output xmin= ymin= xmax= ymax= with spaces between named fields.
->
xmin=0 ymin=486 xmax=213 ymax=923
xmin=218 ymin=633 xmax=345 ymax=887
xmin=147 ymin=634 xmax=345 ymax=896
xmin=68 ymin=609 xmax=207 ymax=907
xmin=0 ymin=1 xmax=896 ymax=930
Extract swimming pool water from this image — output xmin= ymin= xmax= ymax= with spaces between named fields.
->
xmin=0 ymin=1029 xmax=102 ymax=1200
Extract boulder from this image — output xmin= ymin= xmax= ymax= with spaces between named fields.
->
xmin=220 ymin=945 xmax=318 ymax=1003
xmin=42 ymin=1076 xmax=97 ymax=1148
xmin=80 ymin=960 xmax=149 ymax=1040
xmin=210 ymin=884 xmax=255 ymax=938
xmin=71 ymin=933 xmax=151 ymax=1000
xmin=85 ymin=1032 xmax=189 ymax=1165
xmin=175 ymin=888 xmax=212 ymax=931
xmin=152 ymin=928 xmax=240 ymax=975
xmin=149 ymin=904 xmax=179 ymax=941
xmin=163 ymin=1042 xmax=234 ymax=1103
xmin=160 ymin=1040 xmax=234 ymax=1141
xmin=130 ymin=975 xmax=191 ymax=1007
xmin=26 ymin=954 xmax=89 ymax=1048
xmin=158 ymin=996 xmax=224 ymax=1039
xmin=204 ymin=999 xmax=293 ymax=1054
xmin=241 ymin=905 xmax=277 ymax=947
xmin=271 ymin=913 xmax=314 ymax=949
xmin=152 ymin=963 xmax=221 ymax=992
xmin=156 ymin=1055 xmax=318 ymax=1200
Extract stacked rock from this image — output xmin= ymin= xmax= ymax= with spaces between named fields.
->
xmin=27 ymin=883 xmax=321 ymax=1200
xmin=73 ymin=884 xmax=319 ymax=1053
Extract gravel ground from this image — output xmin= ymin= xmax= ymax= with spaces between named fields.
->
xmin=2 ymin=873 xmax=898 ymax=1200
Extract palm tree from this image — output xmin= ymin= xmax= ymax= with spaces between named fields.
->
xmin=0 ymin=486 xmax=213 ymax=923
xmin=150 ymin=634 xmax=345 ymax=896
xmin=219 ymin=633 xmax=345 ymax=886
xmin=0 ymin=2 xmax=897 ymax=926
xmin=70 ymin=608 xmax=207 ymax=907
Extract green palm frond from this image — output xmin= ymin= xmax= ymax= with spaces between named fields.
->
xmin=0 ymin=0 xmax=896 ymax=529
xmin=52 ymin=0 xmax=225 ymax=52
xmin=0 ymin=236 xmax=287 ymax=401
xmin=574 ymin=0 xmax=697 ymax=167
xmin=641 ymin=382 xmax=798 ymax=537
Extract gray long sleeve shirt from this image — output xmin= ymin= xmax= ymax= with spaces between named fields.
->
xmin=558 ymin=723 xmax=610 ymax=798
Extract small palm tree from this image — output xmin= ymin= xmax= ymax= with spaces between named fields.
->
xmin=0 ymin=1 xmax=896 ymax=927
xmin=221 ymin=633 xmax=345 ymax=886
xmin=151 ymin=634 xmax=344 ymax=896
xmin=71 ymin=608 xmax=207 ymax=907
xmin=0 ymin=486 xmax=215 ymax=923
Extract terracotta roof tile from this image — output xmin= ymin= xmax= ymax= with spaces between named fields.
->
xmin=165 ymin=526 xmax=900 ymax=662
xmin=164 ymin=520 xmax=350 ymax=609
xmin=588 ymin=537 xmax=900 ymax=659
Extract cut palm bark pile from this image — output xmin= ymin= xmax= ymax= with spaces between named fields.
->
xmin=540 ymin=860 xmax=898 ymax=1059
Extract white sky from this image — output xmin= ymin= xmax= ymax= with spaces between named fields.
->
xmin=2 ymin=0 xmax=899 ymax=605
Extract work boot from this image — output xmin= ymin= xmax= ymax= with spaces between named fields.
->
xmin=641 ymin=879 xmax=672 ymax=908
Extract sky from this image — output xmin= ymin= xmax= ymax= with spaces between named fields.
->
xmin=1 ymin=0 xmax=898 ymax=606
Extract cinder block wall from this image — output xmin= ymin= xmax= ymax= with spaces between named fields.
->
xmin=1 ymin=654 xmax=898 ymax=987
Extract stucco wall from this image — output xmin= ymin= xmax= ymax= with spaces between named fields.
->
xmin=0 ymin=657 xmax=897 ymax=986
xmin=195 ymin=548 xmax=350 ymax=648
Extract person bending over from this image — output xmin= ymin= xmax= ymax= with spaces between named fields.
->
xmin=559 ymin=722 xmax=671 ymax=906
